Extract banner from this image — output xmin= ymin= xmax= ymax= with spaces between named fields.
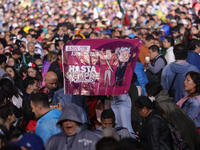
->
xmin=63 ymin=39 xmax=143 ymax=95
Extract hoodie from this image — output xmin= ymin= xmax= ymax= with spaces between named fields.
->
xmin=45 ymin=104 xmax=101 ymax=150
xmin=35 ymin=109 xmax=62 ymax=143
xmin=161 ymin=61 xmax=199 ymax=102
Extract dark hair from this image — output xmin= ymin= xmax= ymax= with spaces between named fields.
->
xmin=145 ymin=82 xmax=163 ymax=97
xmin=149 ymin=45 xmax=160 ymax=53
xmin=31 ymin=92 xmax=49 ymax=108
xmin=106 ymin=47 xmax=115 ymax=53
xmin=165 ymin=36 xmax=174 ymax=46
xmin=115 ymin=138 xmax=140 ymax=150
xmin=101 ymin=109 xmax=115 ymax=121
xmin=188 ymin=39 xmax=200 ymax=51
xmin=0 ymin=105 xmax=15 ymax=123
xmin=154 ymin=38 xmax=164 ymax=49
xmin=5 ymin=65 xmax=18 ymax=80
xmin=0 ymin=54 xmax=7 ymax=65
xmin=186 ymin=71 xmax=200 ymax=94
xmin=173 ymin=44 xmax=188 ymax=60
xmin=21 ymin=103 xmax=35 ymax=129
xmin=135 ymin=96 xmax=167 ymax=120
xmin=23 ymin=76 xmax=37 ymax=90
xmin=0 ymin=79 xmax=19 ymax=98
xmin=145 ymin=34 xmax=155 ymax=41
xmin=96 ymin=137 xmax=117 ymax=150
xmin=27 ymin=64 xmax=42 ymax=82
xmin=0 ymin=38 xmax=7 ymax=48
xmin=55 ymin=39 xmax=61 ymax=48
xmin=18 ymin=65 xmax=27 ymax=78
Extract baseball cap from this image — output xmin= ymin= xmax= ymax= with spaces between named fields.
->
xmin=8 ymin=133 xmax=44 ymax=150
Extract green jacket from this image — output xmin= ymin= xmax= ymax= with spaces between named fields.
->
xmin=155 ymin=90 xmax=200 ymax=150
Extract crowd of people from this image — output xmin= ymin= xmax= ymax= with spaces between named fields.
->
xmin=0 ymin=0 xmax=200 ymax=149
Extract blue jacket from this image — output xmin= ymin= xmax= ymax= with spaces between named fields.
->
xmin=182 ymin=96 xmax=200 ymax=128
xmin=161 ymin=62 xmax=199 ymax=102
xmin=186 ymin=51 xmax=200 ymax=71
xmin=134 ymin=62 xmax=149 ymax=96
xmin=35 ymin=109 xmax=62 ymax=143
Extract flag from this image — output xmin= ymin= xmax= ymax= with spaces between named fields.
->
xmin=117 ymin=0 xmax=130 ymax=26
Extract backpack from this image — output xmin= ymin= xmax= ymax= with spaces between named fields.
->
xmin=155 ymin=115 xmax=189 ymax=150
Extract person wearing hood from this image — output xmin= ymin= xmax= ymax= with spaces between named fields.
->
xmin=161 ymin=44 xmax=199 ymax=102
xmin=45 ymin=103 xmax=102 ymax=150
xmin=30 ymin=92 xmax=62 ymax=143
xmin=146 ymin=82 xmax=200 ymax=150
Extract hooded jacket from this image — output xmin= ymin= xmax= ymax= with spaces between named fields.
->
xmin=45 ymin=104 xmax=101 ymax=150
xmin=35 ymin=109 xmax=62 ymax=143
xmin=161 ymin=61 xmax=199 ymax=102
xmin=155 ymin=91 xmax=200 ymax=150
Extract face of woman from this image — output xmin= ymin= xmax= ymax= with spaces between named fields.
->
xmin=190 ymin=26 xmax=199 ymax=35
xmin=27 ymin=68 xmax=37 ymax=78
xmin=8 ymin=58 xmax=15 ymax=66
xmin=184 ymin=75 xmax=196 ymax=94
xmin=6 ymin=67 xmax=15 ymax=78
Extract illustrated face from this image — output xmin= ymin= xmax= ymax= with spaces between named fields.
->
xmin=184 ymin=75 xmax=196 ymax=94
xmin=62 ymin=120 xmax=79 ymax=136
xmin=101 ymin=118 xmax=114 ymax=129
xmin=118 ymin=50 xmax=130 ymax=63
xmin=106 ymin=50 xmax=112 ymax=60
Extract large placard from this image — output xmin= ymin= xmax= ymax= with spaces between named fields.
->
xmin=63 ymin=39 xmax=143 ymax=95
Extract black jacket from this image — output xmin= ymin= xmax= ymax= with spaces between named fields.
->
xmin=139 ymin=110 xmax=173 ymax=150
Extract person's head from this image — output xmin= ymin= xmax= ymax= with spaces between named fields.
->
xmin=96 ymin=137 xmax=118 ymax=150
xmin=30 ymin=92 xmax=50 ymax=118
xmin=0 ymin=78 xmax=18 ymax=99
xmin=149 ymin=45 xmax=160 ymax=60
xmin=8 ymin=133 xmax=44 ymax=150
xmin=26 ymin=33 xmax=32 ymax=43
xmin=135 ymin=96 xmax=156 ymax=118
xmin=44 ymin=71 xmax=58 ymax=90
xmin=173 ymin=44 xmax=188 ymax=60
xmin=190 ymin=24 xmax=199 ymax=35
xmin=27 ymin=42 xmax=35 ymax=53
xmin=118 ymin=47 xmax=131 ymax=63
xmin=18 ymin=65 xmax=27 ymax=78
xmin=154 ymin=38 xmax=164 ymax=49
xmin=164 ymin=36 xmax=174 ymax=48
xmin=34 ymin=59 xmax=43 ymax=72
xmin=145 ymin=82 xmax=163 ymax=97
xmin=27 ymin=62 xmax=41 ymax=80
xmin=145 ymin=34 xmax=155 ymax=48
xmin=47 ymin=51 xmax=58 ymax=63
xmin=0 ymin=105 xmax=16 ymax=127
xmin=184 ymin=71 xmax=200 ymax=96
xmin=101 ymin=109 xmax=115 ymax=129
xmin=188 ymin=39 xmax=200 ymax=53
xmin=0 ymin=54 xmax=7 ymax=69
xmin=105 ymin=48 xmax=115 ymax=60
xmin=7 ymin=57 xmax=15 ymax=66
xmin=23 ymin=77 xmax=38 ymax=94
xmin=5 ymin=66 xmax=17 ymax=78
xmin=115 ymin=138 xmax=141 ymax=150
xmin=57 ymin=104 xmax=83 ymax=136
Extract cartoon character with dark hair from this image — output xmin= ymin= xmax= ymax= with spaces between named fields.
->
xmin=113 ymin=47 xmax=136 ymax=86
xmin=103 ymin=47 xmax=116 ymax=86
